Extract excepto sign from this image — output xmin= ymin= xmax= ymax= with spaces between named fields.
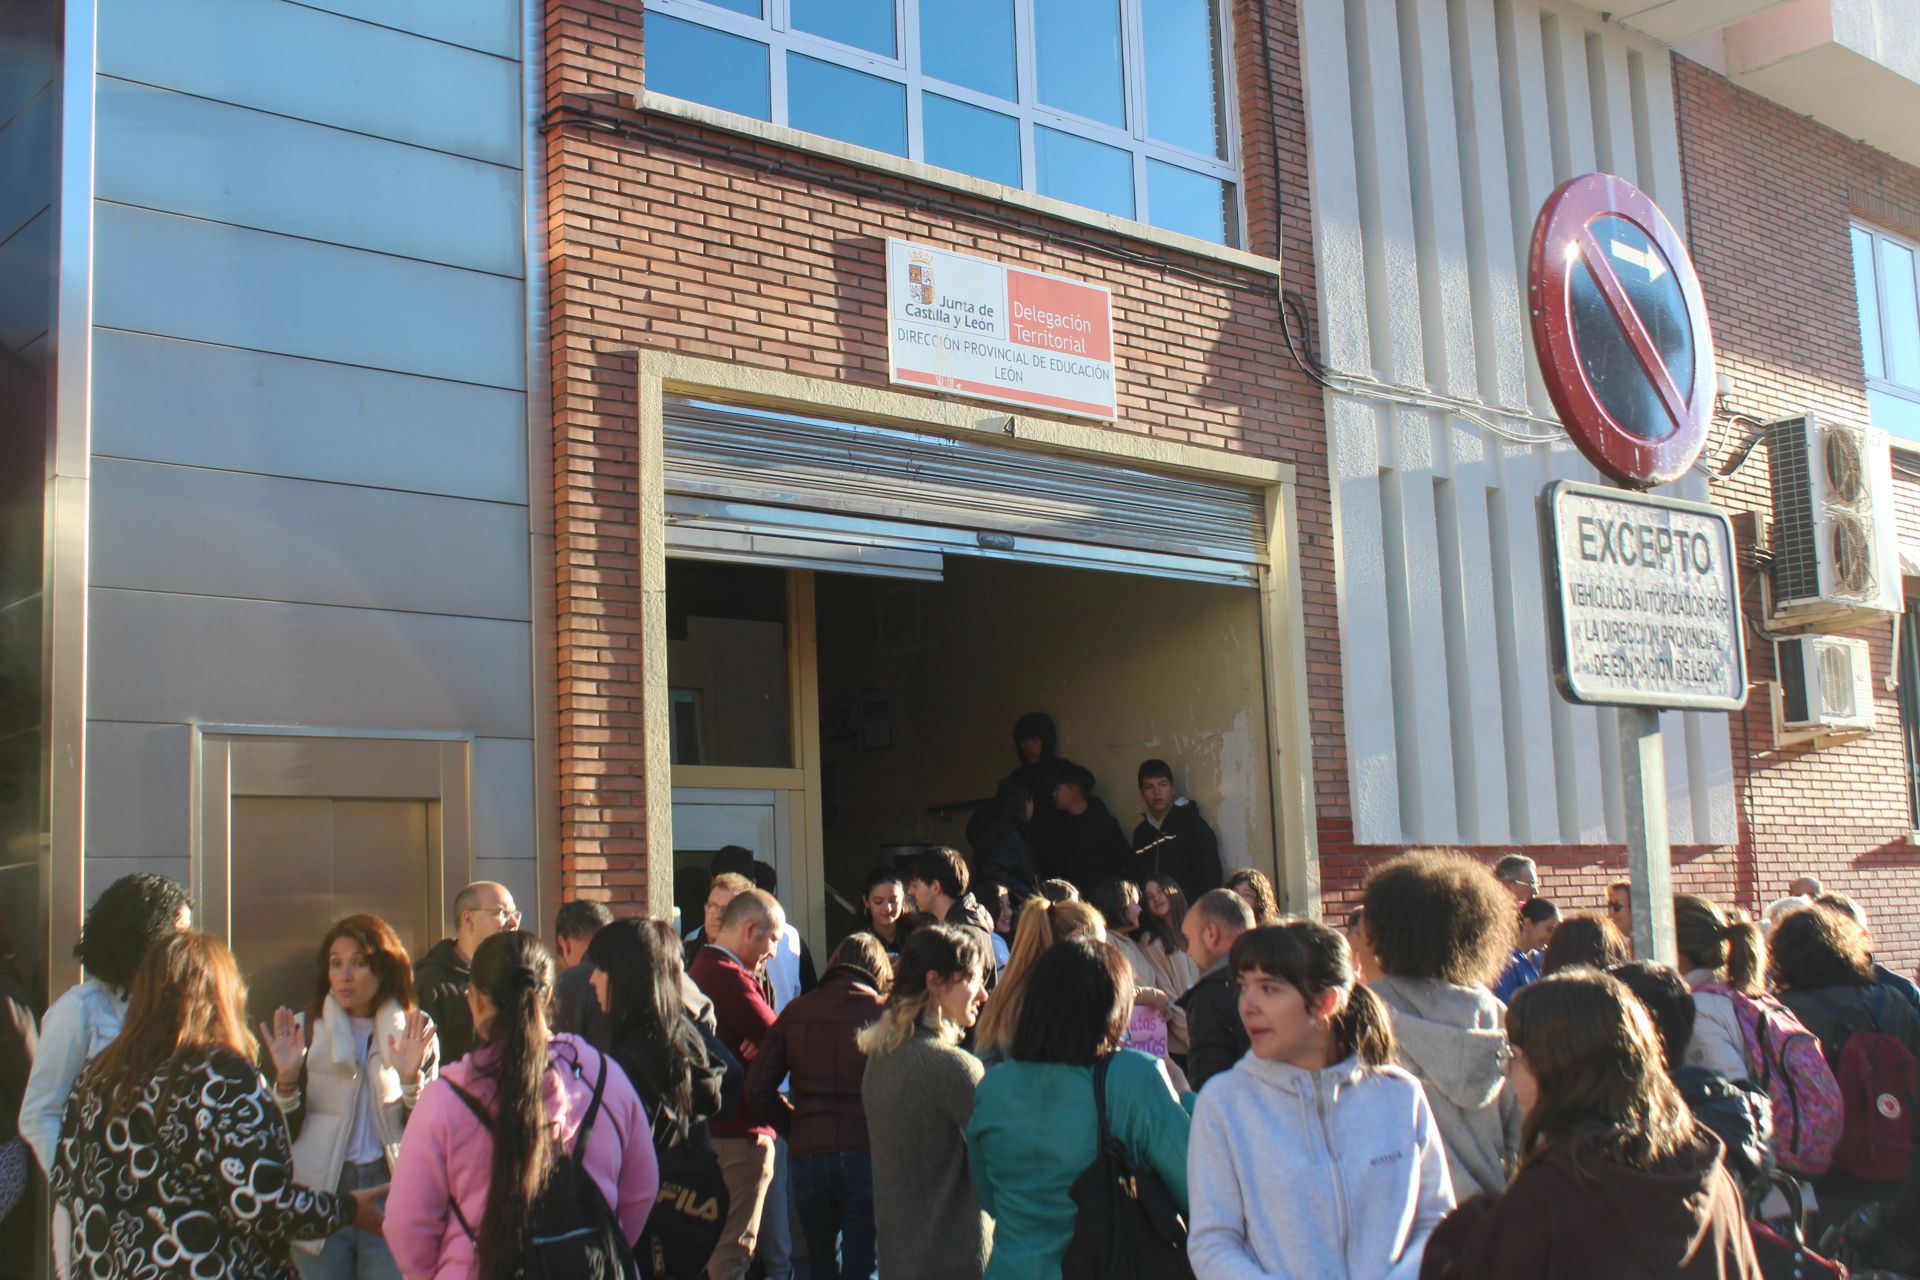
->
xmin=1543 ymin=481 xmax=1747 ymax=712
xmin=1529 ymin=174 xmax=1717 ymax=489
xmin=886 ymin=238 xmax=1117 ymax=420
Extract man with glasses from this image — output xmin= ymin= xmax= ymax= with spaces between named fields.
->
xmin=414 ymin=880 xmax=521 ymax=1063
xmin=1492 ymin=855 xmax=1544 ymax=1003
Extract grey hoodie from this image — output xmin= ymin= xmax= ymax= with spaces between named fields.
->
xmin=1188 ymin=1054 xmax=1455 ymax=1280
xmin=1368 ymin=974 xmax=1522 ymax=1199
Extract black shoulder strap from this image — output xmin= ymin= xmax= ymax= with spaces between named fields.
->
xmin=570 ymin=1049 xmax=610 ymax=1172
xmin=444 ymin=1077 xmax=494 ymax=1131
xmin=1092 ymin=1055 xmax=1115 ymax=1148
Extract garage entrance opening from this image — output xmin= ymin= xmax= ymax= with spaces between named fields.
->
xmin=814 ymin=557 xmax=1271 ymax=939
xmin=658 ymin=398 xmax=1284 ymax=953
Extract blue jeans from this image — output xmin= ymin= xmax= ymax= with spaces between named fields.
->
xmin=299 ymin=1159 xmax=399 ymax=1280
xmin=789 ymin=1152 xmax=875 ymax=1280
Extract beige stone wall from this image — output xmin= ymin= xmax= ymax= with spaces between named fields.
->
xmin=815 ymin=558 xmax=1272 ymax=901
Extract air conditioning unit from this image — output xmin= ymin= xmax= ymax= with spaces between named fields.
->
xmin=1776 ymin=634 xmax=1875 ymax=733
xmin=1767 ymin=413 xmax=1901 ymax=629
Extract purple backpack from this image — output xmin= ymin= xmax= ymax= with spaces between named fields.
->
xmin=1696 ymin=982 xmax=1842 ymax=1175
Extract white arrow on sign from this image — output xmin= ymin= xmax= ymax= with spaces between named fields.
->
xmin=1610 ymin=238 xmax=1668 ymax=282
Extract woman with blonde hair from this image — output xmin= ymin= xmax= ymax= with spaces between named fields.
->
xmin=973 ymin=895 xmax=1105 ymax=1063
xmin=859 ymin=924 xmax=993 ymax=1280
xmin=261 ymin=913 xmax=436 ymax=1280
xmin=51 ymin=931 xmax=380 ymax=1279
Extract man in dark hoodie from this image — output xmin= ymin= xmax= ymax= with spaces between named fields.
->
xmin=413 ymin=880 xmax=521 ymax=1064
xmin=1003 ymin=711 xmax=1063 ymax=866
xmin=1131 ymin=759 xmax=1223 ymax=896
xmin=1048 ymin=761 xmax=1132 ymax=892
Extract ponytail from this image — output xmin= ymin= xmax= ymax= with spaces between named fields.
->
xmin=1673 ymin=895 xmax=1765 ymax=995
xmin=1230 ymin=921 xmax=1393 ymax=1067
xmin=1721 ymin=909 xmax=1765 ymax=996
xmin=468 ymin=931 xmax=558 ymax=1280
xmin=974 ymin=897 xmax=1103 ymax=1056
xmin=1333 ymin=981 xmax=1396 ymax=1066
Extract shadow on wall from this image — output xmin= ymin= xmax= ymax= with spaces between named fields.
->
xmin=814 ymin=557 xmax=1273 ymax=899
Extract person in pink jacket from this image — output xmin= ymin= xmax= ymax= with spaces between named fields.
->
xmin=384 ymin=930 xmax=659 ymax=1280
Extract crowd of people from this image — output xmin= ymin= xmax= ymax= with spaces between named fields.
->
xmin=2 ymin=791 xmax=1919 ymax=1278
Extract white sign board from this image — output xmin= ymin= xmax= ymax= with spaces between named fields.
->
xmin=1544 ymin=481 xmax=1747 ymax=711
xmin=886 ymin=238 xmax=1117 ymax=420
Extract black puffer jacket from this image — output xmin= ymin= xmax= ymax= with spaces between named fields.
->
xmin=1050 ymin=797 xmax=1132 ymax=892
xmin=412 ymin=938 xmax=474 ymax=1064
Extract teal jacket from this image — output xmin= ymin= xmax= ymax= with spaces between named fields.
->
xmin=966 ymin=1049 xmax=1191 ymax=1280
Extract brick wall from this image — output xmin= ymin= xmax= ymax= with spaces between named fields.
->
xmin=1312 ymin=57 xmax=1920 ymax=977
xmin=541 ymin=0 xmax=1344 ymax=909
xmin=1674 ymin=55 xmax=1920 ymax=972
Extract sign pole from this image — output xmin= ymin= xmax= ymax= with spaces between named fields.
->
xmin=1619 ymin=705 xmax=1677 ymax=965
xmin=1528 ymin=173 xmax=1738 ymax=973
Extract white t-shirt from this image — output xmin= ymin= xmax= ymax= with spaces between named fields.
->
xmin=344 ymin=1015 xmax=385 ymax=1164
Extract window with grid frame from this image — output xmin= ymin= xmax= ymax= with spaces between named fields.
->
xmin=643 ymin=0 xmax=1243 ymax=246
xmin=1852 ymin=223 xmax=1920 ymax=445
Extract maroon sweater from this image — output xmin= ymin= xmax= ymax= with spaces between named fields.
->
xmin=689 ymin=945 xmax=778 ymax=1139
xmin=1422 ymin=1136 xmax=1762 ymax=1280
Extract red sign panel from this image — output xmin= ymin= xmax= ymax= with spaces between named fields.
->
xmin=1528 ymin=173 xmax=1717 ymax=489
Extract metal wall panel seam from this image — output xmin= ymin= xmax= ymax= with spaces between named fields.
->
xmin=275 ymin=0 xmax=522 ymax=61
xmin=0 ymin=88 xmax=54 ymax=243
xmin=87 ymin=458 xmax=534 ymax=621
xmin=90 ymin=330 xmax=529 ymax=505
xmin=93 ymin=194 xmax=525 ymax=283
xmin=94 ymin=78 xmax=523 ymax=277
xmin=85 ymin=589 xmax=536 ymax=739
xmin=91 ymin=204 xmax=526 ymax=391
xmin=97 ymin=0 xmax=521 ymax=167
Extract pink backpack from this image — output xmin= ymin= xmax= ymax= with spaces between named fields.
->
xmin=1696 ymin=982 xmax=1842 ymax=1175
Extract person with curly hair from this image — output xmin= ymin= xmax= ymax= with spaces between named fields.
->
xmin=1225 ymin=868 xmax=1282 ymax=926
xmin=18 ymin=872 xmax=191 ymax=1173
xmin=1363 ymin=850 xmax=1524 ymax=1198
xmin=1768 ymin=904 xmax=1920 ymax=1254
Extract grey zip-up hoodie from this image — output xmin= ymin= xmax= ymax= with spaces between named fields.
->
xmin=1369 ymin=975 xmax=1522 ymax=1199
xmin=1188 ymin=1054 xmax=1455 ymax=1280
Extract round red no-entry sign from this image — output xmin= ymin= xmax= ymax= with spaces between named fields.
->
xmin=1528 ymin=173 xmax=1717 ymax=489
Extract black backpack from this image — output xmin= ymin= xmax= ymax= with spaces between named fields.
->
xmin=1061 ymin=1056 xmax=1195 ymax=1280
xmin=637 ymin=1098 xmax=729 ymax=1279
xmin=446 ymin=1051 xmax=639 ymax=1280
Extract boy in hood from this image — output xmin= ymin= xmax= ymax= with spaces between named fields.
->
xmin=1361 ymin=850 xmax=1524 ymax=1199
xmin=1047 ymin=761 xmax=1133 ymax=893
xmin=1131 ymin=759 xmax=1223 ymax=896
xmin=1003 ymin=711 xmax=1062 ymax=867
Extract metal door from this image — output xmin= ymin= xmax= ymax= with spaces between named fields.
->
xmin=230 ymin=796 xmax=437 ymax=1021
xmin=670 ymin=788 xmax=792 ymax=932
